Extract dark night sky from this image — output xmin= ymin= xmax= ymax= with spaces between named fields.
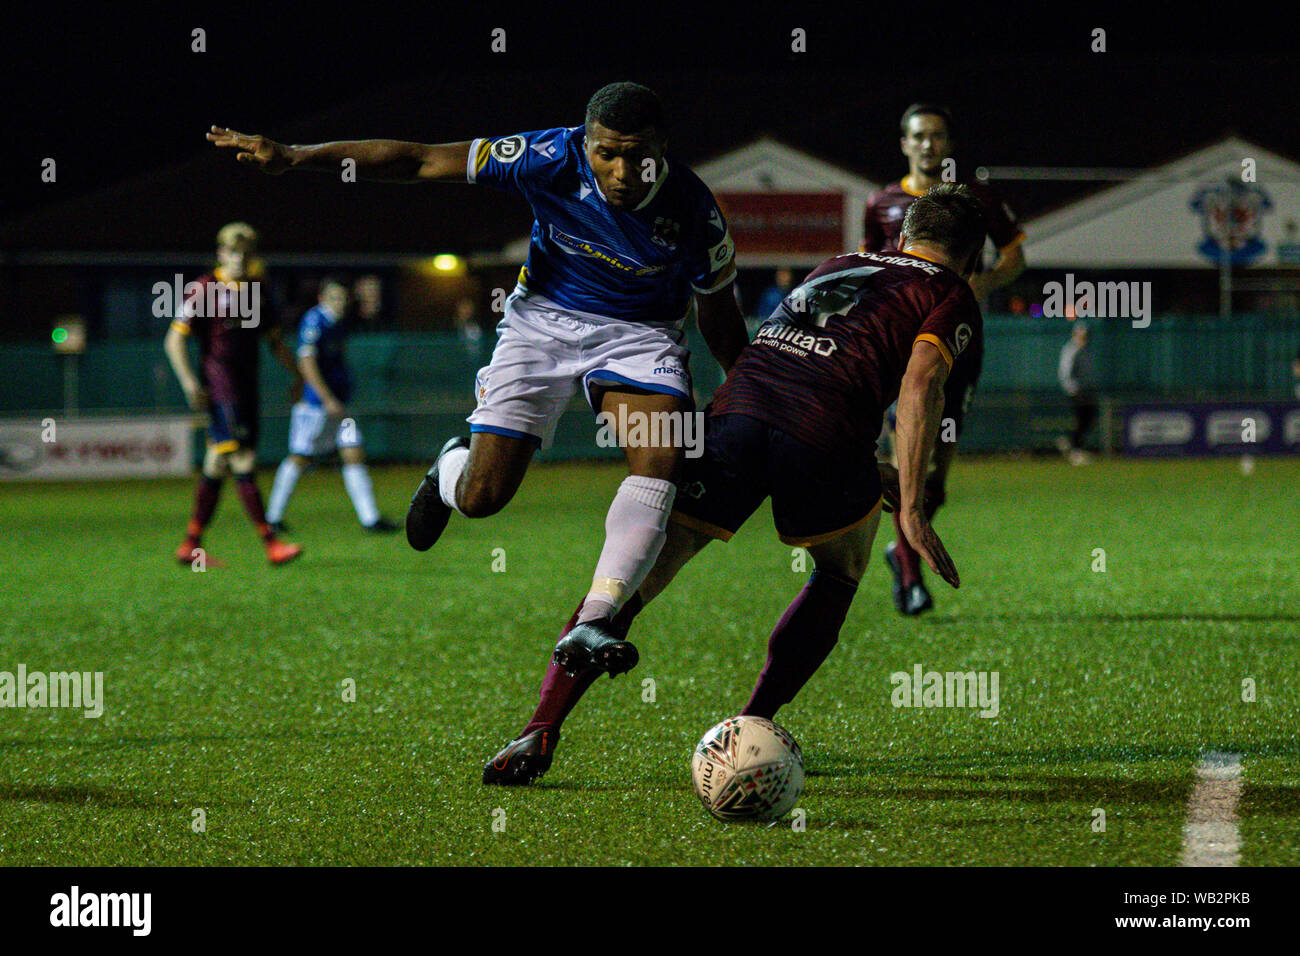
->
xmin=3 ymin=3 xmax=1297 ymax=252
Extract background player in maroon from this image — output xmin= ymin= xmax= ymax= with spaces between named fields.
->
xmin=164 ymin=222 xmax=305 ymax=566
xmin=862 ymin=104 xmax=1025 ymax=292
xmin=484 ymin=185 xmax=988 ymax=784
xmin=862 ymin=104 xmax=1026 ymax=616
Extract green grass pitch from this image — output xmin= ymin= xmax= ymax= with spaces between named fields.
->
xmin=1 ymin=455 xmax=1297 ymax=865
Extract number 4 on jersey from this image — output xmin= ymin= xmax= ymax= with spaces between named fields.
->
xmin=787 ymin=266 xmax=884 ymax=327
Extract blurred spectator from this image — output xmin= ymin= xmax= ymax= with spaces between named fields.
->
xmin=353 ymin=275 xmax=383 ymax=324
xmin=1292 ymin=343 xmax=1300 ymax=400
xmin=454 ymin=296 xmax=485 ymax=356
xmin=1057 ymin=322 xmax=1098 ymax=464
xmin=754 ymin=268 xmax=795 ymax=322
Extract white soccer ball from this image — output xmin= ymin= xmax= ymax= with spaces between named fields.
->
xmin=691 ymin=715 xmax=804 ymax=821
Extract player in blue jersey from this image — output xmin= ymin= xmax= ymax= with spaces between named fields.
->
xmin=209 ymin=84 xmax=749 ymax=770
xmin=264 ymin=277 xmax=399 ymax=534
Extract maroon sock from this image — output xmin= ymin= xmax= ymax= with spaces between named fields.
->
xmin=520 ymin=593 xmax=645 ymax=738
xmin=607 ymin=593 xmax=643 ymax=641
xmin=892 ymin=510 xmax=923 ymax=587
xmin=187 ymin=476 xmax=223 ymax=543
xmin=234 ymin=474 xmax=274 ymax=542
xmin=742 ymin=571 xmax=858 ymax=720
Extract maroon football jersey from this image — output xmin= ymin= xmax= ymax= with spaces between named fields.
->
xmin=710 ymin=251 xmax=982 ymax=457
xmin=172 ymin=271 xmax=279 ymax=403
xmin=862 ymin=176 xmax=1024 ymax=256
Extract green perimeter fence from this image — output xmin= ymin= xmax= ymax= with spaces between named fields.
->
xmin=3 ymin=313 xmax=1297 ymax=461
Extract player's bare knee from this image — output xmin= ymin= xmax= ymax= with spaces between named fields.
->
xmin=809 ymin=543 xmax=869 ymax=584
xmin=835 ymin=554 xmax=869 ymax=584
xmin=626 ymin=445 xmax=682 ymax=482
xmin=340 ymin=446 xmax=364 ymax=465
xmin=289 ymin=454 xmax=311 ymax=468
xmin=456 ymin=475 xmax=511 ymax=518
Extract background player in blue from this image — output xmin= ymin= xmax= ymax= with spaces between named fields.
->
xmin=265 ymin=278 xmax=399 ymax=534
xmin=209 ymin=83 xmax=748 ymax=706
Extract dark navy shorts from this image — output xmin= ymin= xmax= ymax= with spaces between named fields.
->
xmin=670 ymin=413 xmax=883 ymax=547
xmin=208 ymin=398 xmax=258 ymax=453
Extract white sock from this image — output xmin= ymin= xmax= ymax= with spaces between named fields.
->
xmin=266 ymin=458 xmax=301 ymax=523
xmin=342 ymin=462 xmax=380 ymax=526
xmin=578 ymin=476 xmax=676 ymax=624
xmin=437 ymin=446 xmax=471 ymax=516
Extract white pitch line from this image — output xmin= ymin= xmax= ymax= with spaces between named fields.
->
xmin=1179 ymin=751 xmax=1243 ymax=867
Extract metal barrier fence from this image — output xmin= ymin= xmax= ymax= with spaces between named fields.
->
xmin=3 ymin=312 xmax=1296 ymax=461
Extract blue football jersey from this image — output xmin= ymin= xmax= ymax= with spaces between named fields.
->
xmin=296 ymin=304 xmax=351 ymax=405
xmin=467 ymin=126 xmax=736 ymax=324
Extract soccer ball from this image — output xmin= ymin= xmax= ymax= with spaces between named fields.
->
xmin=691 ymin=716 xmax=804 ymax=821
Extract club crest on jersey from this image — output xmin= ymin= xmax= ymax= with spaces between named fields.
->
xmin=954 ymin=323 xmax=973 ymax=356
xmin=490 ymin=135 xmax=526 ymax=163
xmin=651 ymin=217 xmax=680 ymax=249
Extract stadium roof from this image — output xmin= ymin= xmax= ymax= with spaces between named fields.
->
xmin=1022 ymin=137 xmax=1300 ymax=268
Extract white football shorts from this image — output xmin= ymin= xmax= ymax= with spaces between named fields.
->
xmin=466 ymin=288 xmax=693 ymax=449
xmin=288 ymin=402 xmax=363 ymax=457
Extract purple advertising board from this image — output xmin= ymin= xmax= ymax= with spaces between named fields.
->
xmin=1124 ymin=402 xmax=1300 ymax=456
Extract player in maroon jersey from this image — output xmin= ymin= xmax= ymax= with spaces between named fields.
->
xmin=483 ymin=185 xmax=987 ymax=784
xmin=862 ymin=104 xmax=1026 ymax=616
xmin=163 ymin=222 xmax=305 ymax=566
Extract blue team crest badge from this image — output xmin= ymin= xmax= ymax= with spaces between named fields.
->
xmin=1190 ymin=176 xmax=1272 ymax=265
xmin=490 ymin=135 xmax=526 ymax=163
xmin=652 ymin=217 xmax=680 ymax=249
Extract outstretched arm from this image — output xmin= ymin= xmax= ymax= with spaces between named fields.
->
xmin=207 ymin=127 xmax=472 ymax=183
xmin=894 ymin=340 xmax=960 ymax=588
